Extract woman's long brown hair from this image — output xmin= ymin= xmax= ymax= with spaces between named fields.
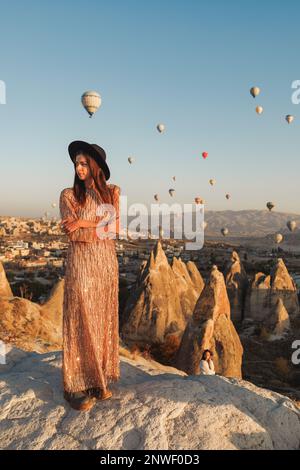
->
xmin=72 ymin=150 xmax=114 ymax=207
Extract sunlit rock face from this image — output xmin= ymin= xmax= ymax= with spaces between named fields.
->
xmin=175 ymin=266 xmax=243 ymax=379
xmin=244 ymin=258 xmax=299 ymax=326
xmin=121 ymin=241 xmax=204 ymax=346
xmin=0 ymin=278 xmax=64 ymax=352
xmin=0 ymin=261 xmax=13 ymax=298
xmin=224 ymin=251 xmax=249 ymax=324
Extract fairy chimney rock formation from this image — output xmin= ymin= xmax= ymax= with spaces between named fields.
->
xmin=175 ymin=265 xmax=243 ymax=378
xmin=245 ymin=258 xmax=299 ymax=324
xmin=265 ymin=298 xmax=290 ymax=337
xmin=121 ymin=241 xmax=204 ymax=346
xmin=171 ymin=257 xmax=204 ymax=321
xmin=224 ymin=251 xmax=248 ymax=324
xmin=0 ymin=261 xmax=13 ymax=297
xmin=40 ymin=278 xmax=64 ymax=334
xmin=270 ymin=258 xmax=299 ymax=319
xmin=186 ymin=261 xmax=205 ymax=291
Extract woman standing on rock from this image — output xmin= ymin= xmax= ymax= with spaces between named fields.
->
xmin=59 ymin=140 xmax=121 ymax=411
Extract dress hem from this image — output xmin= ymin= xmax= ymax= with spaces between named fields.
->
xmin=63 ymin=373 xmax=121 ymax=393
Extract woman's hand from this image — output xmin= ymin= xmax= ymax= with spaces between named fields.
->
xmin=61 ymin=217 xmax=82 ymax=234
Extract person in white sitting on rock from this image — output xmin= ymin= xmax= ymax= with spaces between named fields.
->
xmin=199 ymin=349 xmax=215 ymax=375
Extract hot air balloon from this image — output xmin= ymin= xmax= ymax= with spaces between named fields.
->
xmin=154 ymin=194 xmax=159 ymax=202
xmin=286 ymin=115 xmax=294 ymax=124
xmin=194 ymin=197 xmax=205 ymax=205
xmin=266 ymin=202 xmax=275 ymax=212
xmin=128 ymin=157 xmax=134 ymax=164
xmin=202 ymin=152 xmax=208 ymax=159
xmin=157 ymin=123 xmax=165 ymax=133
xmin=287 ymin=220 xmax=297 ymax=232
xmin=250 ymin=86 xmax=260 ymax=98
xmin=81 ymin=90 xmax=101 ymax=118
xmin=225 ymin=194 xmax=230 ymax=200
xmin=256 ymin=106 xmax=263 ymax=115
xmin=275 ymin=233 xmax=283 ymax=244
xmin=51 ymin=202 xmax=57 ymax=208
xmin=221 ymin=228 xmax=229 ymax=237
xmin=209 ymin=179 xmax=216 ymax=186
xmin=169 ymin=189 xmax=175 ymax=197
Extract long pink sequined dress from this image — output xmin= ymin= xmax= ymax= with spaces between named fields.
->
xmin=59 ymin=183 xmax=120 ymax=393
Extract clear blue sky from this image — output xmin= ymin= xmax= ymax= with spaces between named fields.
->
xmin=0 ymin=0 xmax=300 ymax=217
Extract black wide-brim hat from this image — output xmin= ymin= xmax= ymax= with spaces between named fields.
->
xmin=68 ymin=140 xmax=110 ymax=180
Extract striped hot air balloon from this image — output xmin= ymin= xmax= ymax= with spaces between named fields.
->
xmin=81 ymin=90 xmax=101 ymax=117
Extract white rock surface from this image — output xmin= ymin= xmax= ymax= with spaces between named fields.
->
xmin=0 ymin=345 xmax=299 ymax=450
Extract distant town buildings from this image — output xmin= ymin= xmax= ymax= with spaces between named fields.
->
xmin=1 ymin=215 xmax=299 ymax=304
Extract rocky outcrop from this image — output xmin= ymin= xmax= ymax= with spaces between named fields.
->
xmin=244 ymin=259 xmax=299 ymax=324
xmin=0 ymin=280 xmax=64 ymax=352
xmin=271 ymin=259 xmax=299 ymax=319
xmin=224 ymin=251 xmax=248 ymax=324
xmin=121 ymin=241 xmax=204 ymax=346
xmin=171 ymin=257 xmax=205 ymax=321
xmin=0 ymin=345 xmax=299 ymax=450
xmin=175 ymin=266 xmax=243 ymax=378
xmin=265 ymin=298 xmax=290 ymax=337
xmin=186 ymin=261 xmax=204 ymax=289
xmin=39 ymin=279 xmax=64 ymax=341
xmin=244 ymin=272 xmax=270 ymax=323
xmin=0 ymin=261 xmax=13 ymax=297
